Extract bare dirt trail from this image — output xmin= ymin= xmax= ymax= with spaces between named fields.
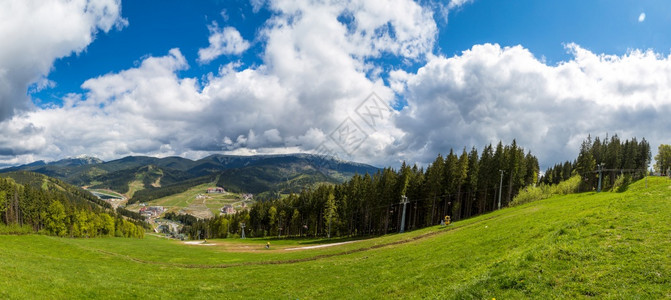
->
xmin=285 ymin=240 xmax=359 ymax=250
xmin=183 ymin=241 xmax=217 ymax=246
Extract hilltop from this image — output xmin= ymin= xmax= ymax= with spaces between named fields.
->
xmin=0 ymin=176 xmax=669 ymax=298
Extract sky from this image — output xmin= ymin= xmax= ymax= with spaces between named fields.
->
xmin=2 ymin=0 xmax=671 ymax=170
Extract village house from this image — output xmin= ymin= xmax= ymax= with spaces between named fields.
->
xmin=206 ymin=187 xmax=226 ymax=194
xmin=220 ymin=205 xmax=236 ymax=214
xmin=140 ymin=206 xmax=165 ymax=218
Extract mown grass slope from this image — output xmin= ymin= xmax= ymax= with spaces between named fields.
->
xmin=1 ymin=177 xmax=669 ymax=299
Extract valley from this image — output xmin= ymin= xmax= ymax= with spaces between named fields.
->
xmin=0 ymin=153 xmax=378 ymax=222
xmin=125 ymin=182 xmax=252 ymax=219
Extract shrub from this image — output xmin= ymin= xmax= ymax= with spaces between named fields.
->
xmin=0 ymin=224 xmax=34 ymax=235
xmin=511 ymin=175 xmax=581 ymax=206
xmin=511 ymin=185 xmax=545 ymax=206
xmin=612 ymin=174 xmax=631 ymax=193
xmin=554 ymin=175 xmax=581 ymax=195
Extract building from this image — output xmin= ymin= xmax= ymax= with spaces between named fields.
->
xmin=140 ymin=206 xmax=165 ymax=218
xmin=147 ymin=206 xmax=164 ymax=214
xmin=207 ymin=187 xmax=226 ymax=194
xmin=220 ymin=205 xmax=236 ymax=214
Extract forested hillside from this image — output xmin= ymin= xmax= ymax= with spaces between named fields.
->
xmin=0 ymin=172 xmax=144 ymax=238
xmin=174 ymin=140 xmax=539 ymax=239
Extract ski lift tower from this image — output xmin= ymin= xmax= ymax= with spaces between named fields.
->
xmin=399 ymin=195 xmax=409 ymax=233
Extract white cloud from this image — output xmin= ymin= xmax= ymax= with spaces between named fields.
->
xmin=392 ymin=43 xmax=671 ymax=168
xmin=198 ymin=22 xmax=251 ymax=63
xmin=7 ymin=0 xmax=671 ymax=172
xmin=1 ymin=0 xmax=429 ymax=167
xmin=430 ymin=0 xmax=475 ymax=22
xmin=448 ymin=0 xmax=474 ymax=10
xmin=0 ymin=0 xmax=126 ymax=121
xmin=250 ymin=0 xmax=266 ymax=13
xmin=638 ymin=12 xmax=646 ymax=22
xmin=28 ymin=77 xmax=56 ymax=94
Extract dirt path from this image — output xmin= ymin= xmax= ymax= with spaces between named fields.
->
xmin=285 ymin=240 xmax=359 ymax=251
xmin=183 ymin=241 xmax=217 ymax=246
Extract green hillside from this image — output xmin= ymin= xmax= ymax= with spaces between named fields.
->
xmin=1 ymin=177 xmax=669 ymax=298
xmin=0 ymin=171 xmax=145 ymax=238
xmin=215 ymin=163 xmax=335 ymax=196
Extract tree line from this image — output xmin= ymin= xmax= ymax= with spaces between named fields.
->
xmin=0 ymin=172 xmax=145 ymax=238
xmin=540 ymin=135 xmax=651 ymax=191
xmin=174 ymin=140 xmax=539 ymax=239
xmin=654 ymin=144 xmax=671 ymax=176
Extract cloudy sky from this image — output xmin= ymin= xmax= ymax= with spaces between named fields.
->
xmin=2 ymin=0 xmax=671 ymax=170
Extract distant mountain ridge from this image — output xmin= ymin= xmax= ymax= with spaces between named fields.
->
xmin=0 ymin=153 xmax=380 ymax=200
xmin=50 ymin=156 xmax=104 ymax=167
xmin=5 ymin=155 xmax=103 ymax=170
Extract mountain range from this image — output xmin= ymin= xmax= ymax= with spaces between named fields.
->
xmin=0 ymin=154 xmax=379 ymax=201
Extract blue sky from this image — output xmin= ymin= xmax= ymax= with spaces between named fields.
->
xmin=3 ymin=0 xmax=671 ymax=169
xmin=36 ymin=0 xmax=671 ymax=104
xmin=33 ymin=0 xmax=270 ymax=105
xmin=441 ymin=0 xmax=669 ymax=62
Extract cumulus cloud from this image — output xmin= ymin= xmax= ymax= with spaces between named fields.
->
xmin=392 ymin=43 xmax=671 ymax=168
xmin=638 ymin=12 xmax=646 ymax=22
xmin=0 ymin=48 xmax=202 ymax=162
xmin=0 ymin=0 xmax=126 ymax=121
xmin=198 ymin=23 xmax=251 ymax=63
xmin=0 ymin=0 xmax=431 ymax=167
xmin=6 ymin=0 xmax=671 ymax=172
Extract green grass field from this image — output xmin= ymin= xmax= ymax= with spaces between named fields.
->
xmin=2 ymin=177 xmax=670 ymax=299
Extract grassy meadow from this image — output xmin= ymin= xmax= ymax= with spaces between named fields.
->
xmin=1 ymin=177 xmax=670 ymax=299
